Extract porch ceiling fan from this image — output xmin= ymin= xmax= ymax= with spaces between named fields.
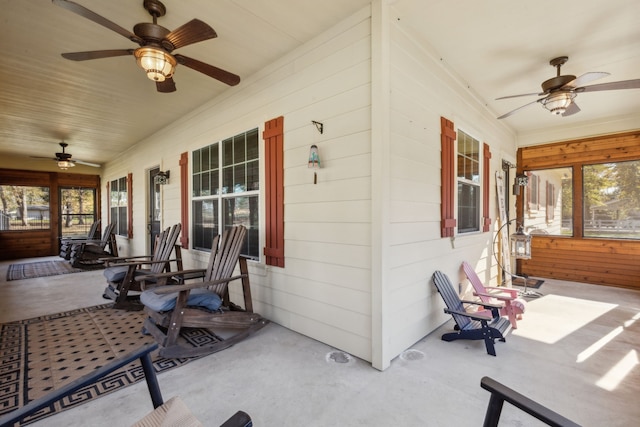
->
xmin=32 ymin=142 xmax=101 ymax=169
xmin=52 ymin=0 xmax=240 ymax=92
xmin=496 ymin=56 xmax=640 ymax=119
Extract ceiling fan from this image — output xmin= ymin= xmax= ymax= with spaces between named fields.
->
xmin=53 ymin=0 xmax=240 ymax=92
xmin=496 ymin=56 xmax=640 ymax=119
xmin=32 ymin=142 xmax=101 ymax=170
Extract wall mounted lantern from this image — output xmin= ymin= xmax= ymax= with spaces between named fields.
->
xmin=308 ymin=145 xmax=320 ymax=184
xmin=154 ymin=170 xmax=170 ymax=185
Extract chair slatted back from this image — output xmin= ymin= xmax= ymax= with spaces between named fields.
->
xmin=204 ymin=225 xmax=247 ymax=296
xmin=462 ymin=261 xmax=492 ymax=305
xmin=432 ymin=270 xmax=471 ymax=330
xmin=97 ymin=221 xmax=116 ymax=249
xmin=88 ymin=219 xmax=102 ymax=240
xmin=151 ymin=223 xmax=182 ymax=274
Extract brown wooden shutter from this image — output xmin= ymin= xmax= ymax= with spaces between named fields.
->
xmin=263 ymin=116 xmax=285 ymax=267
xmin=179 ymin=152 xmax=189 ymax=247
xmin=440 ymin=117 xmax=457 ymax=237
xmin=482 ymin=142 xmax=492 ymax=232
xmin=127 ymin=173 xmax=133 ymax=238
xmin=106 ymin=181 xmax=111 ymax=224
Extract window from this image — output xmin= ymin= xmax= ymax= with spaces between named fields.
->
xmin=110 ymin=177 xmax=128 ymax=236
xmin=440 ymin=117 xmax=491 ymax=237
xmin=522 ymin=167 xmax=573 ymax=236
xmin=0 ymin=185 xmax=50 ymax=231
xmin=192 ymin=128 xmax=259 ymax=258
xmin=583 ymin=160 xmax=640 ymax=239
xmin=456 ymin=130 xmax=480 ymax=233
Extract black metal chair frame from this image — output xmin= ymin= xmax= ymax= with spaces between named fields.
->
xmin=0 ymin=343 xmax=253 ymax=427
xmin=481 ymin=376 xmax=581 ymax=427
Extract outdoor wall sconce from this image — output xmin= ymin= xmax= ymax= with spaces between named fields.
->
xmin=512 ymin=174 xmax=529 ymax=195
xmin=308 ymin=145 xmax=320 ymax=184
xmin=154 ymin=170 xmax=170 ymax=185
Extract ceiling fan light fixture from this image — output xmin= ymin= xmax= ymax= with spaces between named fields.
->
xmin=134 ymin=47 xmax=176 ymax=82
xmin=541 ymin=91 xmax=576 ymax=115
xmin=57 ymin=160 xmax=75 ymax=170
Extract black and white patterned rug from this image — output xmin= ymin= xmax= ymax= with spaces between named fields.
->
xmin=6 ymin=261 xmax=85 ymax=281
xmin=0 ymin=303 xmax=221 ymax=425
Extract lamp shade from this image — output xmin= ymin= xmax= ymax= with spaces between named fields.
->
xmin=57 ymin=160 xmax=75 ymax=170
xmin=134 ymin=47 xmax=176 ymax=82
xmin=541 ymin=92 xmax=575 ymax=115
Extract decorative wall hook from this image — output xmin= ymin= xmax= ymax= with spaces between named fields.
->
xmin=154 ymin=170 xmax=170 ymax=185
xmin=311 ymin=120 xmax=324 ymax=134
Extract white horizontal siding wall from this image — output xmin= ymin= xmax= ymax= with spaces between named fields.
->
xmin=101 ymin=7 xmax=374 ymax=361
xmin=380 ymin=4 xmax=517 ymax=364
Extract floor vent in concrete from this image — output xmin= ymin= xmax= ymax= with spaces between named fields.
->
xmin=400 ymin=349 xmax=425 ymax=361
xmin=326 ymin=350 xmax=352 ymax=364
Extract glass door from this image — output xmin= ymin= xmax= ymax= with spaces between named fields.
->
xmin=148 ymin=167 xmax=161 ymax=251
xmin=59 ymin=187 xmax=97 ymax=238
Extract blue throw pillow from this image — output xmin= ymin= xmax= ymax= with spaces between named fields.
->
xmin=140 ymin=288 xmax=222 ymax=312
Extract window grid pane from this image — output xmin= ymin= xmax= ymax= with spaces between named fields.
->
xmin=192 ymin=128 xmax=260 ymax=257
xmin=456 ymin=130 xmax=481 ymax=234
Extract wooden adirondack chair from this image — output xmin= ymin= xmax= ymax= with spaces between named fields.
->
xmin=102 ymin=224 xmax=182 ymax=311
xmin=432 ymin=270 xmax=512 ymax=356
xmin=138 ymin=225 xmax=269 ymax=358
xmin=59 ymin=219 xmax=101 ymax=260
xmin=462 ymin=261 xmax=526 ymax=329
xmin=69 ymin=221 xmax=118 ymax=268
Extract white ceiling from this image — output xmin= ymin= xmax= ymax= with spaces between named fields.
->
xmin=1 ymin=0 xmax=639 ymax=170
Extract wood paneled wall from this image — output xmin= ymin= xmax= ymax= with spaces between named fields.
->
xmin=516 ymin=130 xmax=640 ymax=290
xmin=0 ymin=169 xmax=100 ymax=260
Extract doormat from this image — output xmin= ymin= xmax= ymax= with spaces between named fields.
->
xmin=0 ymin=303 xmax=221 ymax=426
xmin=6 ymin=260 xmax=89 ymax=281
xmin=512 ymin=277 xmax=545 ymax=289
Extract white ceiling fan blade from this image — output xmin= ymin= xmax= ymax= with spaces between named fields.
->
xmin=496 ymin=92 xmax=540 ymax=100
xmin=75 ymin=159 xmax=101 ymax=167
xmin=576 ymin=79 xmax=640 ymax=93
xmin=563 ymin=72 xmax=610 ymax=89
xmin=497 ymin=98 xmax=544 ymax=119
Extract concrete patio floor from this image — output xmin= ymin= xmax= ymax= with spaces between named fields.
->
xmin=1 ymin=256 xmax=638 ymax=426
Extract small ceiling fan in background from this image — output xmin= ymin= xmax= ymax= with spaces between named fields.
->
xmin=32 ymin=142 xmax=101 ymax=170
xmin=52 ymin=0 xmax=240 ymax=92
xmin=497 ymin=56 xmax=640 ymax=119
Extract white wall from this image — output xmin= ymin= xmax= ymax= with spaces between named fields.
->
xmin=100 ymin=2 xmax=518 ymax=371
xmin=378 ymin=3 xmax=518 ymax=366
xmin=102 ymin=7 xmax=376 ymax=362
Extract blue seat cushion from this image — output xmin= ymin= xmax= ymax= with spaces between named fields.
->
xmin=140 ymin=288 xmax=222 ymax=312
xmin=104 ymin=266 xmax=148 ymax=283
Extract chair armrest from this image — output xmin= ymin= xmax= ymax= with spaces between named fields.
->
xmin=461 ymin=299 xmax=503 ymax=309
xmin=444 ymin=307 xmax=493 ymax=322
xmin=147 ymin=274 xmax=246 ymax=295
xmin=68 ymin=238 xmax=104 ymax=245
xmin=484 ymin=286 xmax=519 ymax=297
xmin=135 ymin=268 xmax=207 ymax=283
xmin=473 ymin=291 xmax=515 ymax=302
xmin=101 ymin=255 xmax=153 ymax=265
